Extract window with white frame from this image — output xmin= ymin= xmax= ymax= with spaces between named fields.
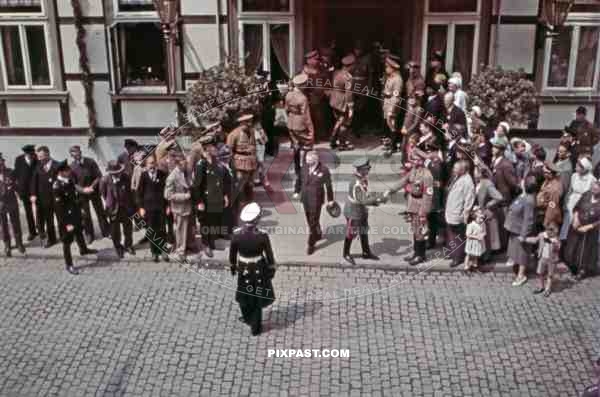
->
xmin=544 ymin=22 xmax=600 ymax=91
xmin=0 ymin=24 xmax=51 ymax=87
xmin=238 ymin=1 xmax=294 ymax=81
xmin=0 ymin=0 xmax=42 ymax=14
xmin=422 ymin=0 xmax=480 ymax=85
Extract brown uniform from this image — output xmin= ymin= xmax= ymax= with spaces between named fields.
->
xmin=536 ymin=177 xmax=563 ymax=228
xmin=382 ymin=72 xmax=404 ymax=129
xmin=303 ymin=64 xmax=329 ymax=141
xmin=226 ymin=125 xmax=257 ymax=205
xmin=329 ymin=69 xmax=354 ymax=146
xmin=351 ymin=53 xmax=372 ymax=127
xmin=571 ymin=119 xmax=599 ymax=156
xmin=394 ymin=167 xmax=434 ymax=240
xmin=285 ymin=88 xmax=315 ymax=146
xmin=406 ymin=75 xmax=426 ymax=98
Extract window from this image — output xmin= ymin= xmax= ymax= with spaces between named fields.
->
xmin=117 ymin=0 xmax=154 ymax=13
xmin=428 ymin=0 xmax=478 ymax=13
xmin=544 ymin=23 xmax=600 ymax=90
xmin=0 ymin=24 xmax=51 ymax=87
xmin=115 ymin=23 xmax=166 ymax=87
xmin=241 ymin=0 xmax=291 ymax=13
xmin=239 ymin=22 xmax=292 ymax=81
xmin=0 ymin=0 xmax=42 ymax=14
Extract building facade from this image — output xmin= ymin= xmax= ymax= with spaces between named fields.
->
xmin=0 ymin=0 xmax=598 ymax=162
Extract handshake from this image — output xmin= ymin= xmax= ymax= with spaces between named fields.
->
xmin=375 ymin=190 xmax=393 ymax=205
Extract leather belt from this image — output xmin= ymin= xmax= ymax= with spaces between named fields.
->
xmin=239 ymin=255 xmax=263 ymax=264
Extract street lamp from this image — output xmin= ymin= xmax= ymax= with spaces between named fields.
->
xmin=153 ymin=0 xmax=179 ymax=94
xmin=539 ymin=0 xmax=575 ymax=37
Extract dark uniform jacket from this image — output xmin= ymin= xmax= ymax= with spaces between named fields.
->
xmin=300 ymin=163 xmax=334 ymax=212
xmin=0 ymin=168 xmax=19 ymax=212
xmin=343 ymin=178 xmax=382 ymax=221
xmin=30 ymin=160 xmax=60 ymax=208
xmin=70 ymin=157 xmax=102 ymax=191
xmin=426 ymin=158 xmax=445 ymax=212
xmin=569 ymin=119 xmax=598 ymax=151
xmin=13 ymin=154 xmax=37 ymax=197
xmin=100 ymin=174 xmax=135 ymax=216
xmin=193 ymin=159 xmax=231 ymax=212
xmin=136 ymin=169 xmax=167 ymax=212
xmin=53 ymin=177 xmax=82 ymax=232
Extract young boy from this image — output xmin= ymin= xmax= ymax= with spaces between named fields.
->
xmin=525 ymin=222 xmax=561 ymax=297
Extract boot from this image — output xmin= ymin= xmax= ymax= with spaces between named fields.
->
xmin=4 ymin=244 xmax=11 ymax=257
xmin=409 ymin=241 xmax=426 ymax=266
xmin=342 ymin=238 xmax=355 ymax=265
xmin=66 ymin=265 xmax=80 ymax=275
xmin=404 ymin=239 xmax=417 ymax=261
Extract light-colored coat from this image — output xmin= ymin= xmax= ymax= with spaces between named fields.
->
xmin=382 ymin=72 xmax=403 ymax=118
xmin=445 ymin=173 xmax=475 ymax=225
xmin=285 ymin=88 xmax=314 ymax=145
xmin=329 ymin=69 xmax=354 ymax=112
xmin=164 ymin=166 xmax=192 ymax=216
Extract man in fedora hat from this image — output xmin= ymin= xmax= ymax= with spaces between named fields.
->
xmin=0 ymin=153 xmax=25 ymax=256
xmin=300 ymin=150 xmax=335 ymax=255
xmin=286 ymin=73 xmax=315 ymax=199
xmin=385 ymin=149 xmax=435 ymax=265
xmin=100 ymin=160 xmax=136 ymax=258
xmin=229 ymin=202 xmax=276 ymax=336
xmin=13 ymin=144 xmax=38 ymax=241
xmin=69 ymin=145 xmax=109 ymax=243
xmin=381 ymin=55 xmax=404 ymax=157
xmin=227 ymin=114 xmax=258 ymax=208
xmin=53 ymin=161 xmax=97 ymax=275
xmin=342 ymin=158 xmax=387 ymax=265
xmin=30 ymin=146 xmax=60 ymax=248
xmin=329 ymin=54 xmax=355 ymax=151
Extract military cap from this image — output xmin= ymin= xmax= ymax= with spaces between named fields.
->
xmin=237 ymin=114 xmax=254 ymax=123
xmin=22 ymin=144 xmax=36 ymax=153
xmin=341 ymin=54 xmax=356 ymax=66
xmin=292 ymin=73 xmax=309 ymax=86
xmin=69 ymin=145 xmax=81 ymax=153
xmin=124 ymin=139 xmax=139 ymax=148
xmin=240 ymin=202 xmax=262 ymax=223
xmin=56 ymin=160 xmax=70 ymax=173
xmin=576 ymin=106 xmax=587 ymax=115
xmin=352 ymin=157 xmax=371 ymax=170
xmin=305 ymin=50 xmax=319 ymax=59
xmin=385 ymin=57 xmax=401 ymax=70
xmin=431 ymin=50 xmax=444 ymax=62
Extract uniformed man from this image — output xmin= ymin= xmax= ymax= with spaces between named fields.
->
xmin=193 ymin=135 xmax=232 ymax=258
xmin=536 ymin=162 xmax=563 ymax=231
xmin=349 ymin=40 xmax=373 ymax=134
xmin=218 ymin=144 xmax=236 ymax=237
xmin=229 ymin=202 xmax=276 ymax=336
xmin=301 ymin=150 xmax=335 ymax=255
xmin=286 ymin=73 xmax=315 ymax=199
xmin=568 ymin=106 xmax=599 ymax=157
xmin=342 ymin=158 xmax=387 ymax=265
xmin=69 ymin=145 xmax=109 ymax=243
xmin=227 ymin=114 xmax=257 ymax=208
xmin=423 ymin=143 xmax=446 ymax=249
xmin=406 ymin=61 xmax=426 ymax=102
xmin=53 ymin=161 xmax=97 ymax=275
xmin=384 ymin=149 xmax=435 ymax=265
xmin=303 ymin=50 xmax=329 ymax=142
xmin=329 ymin=54 xmax=355 ymax=151
xmin=0 ymin=153 xmax=25 ymax=256
xmin=381 ymin=55 xmax=404 ymax=157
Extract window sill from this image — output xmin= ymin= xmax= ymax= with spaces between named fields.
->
xmin=538 ymin=92 xmax=600 ymax=104
xmin=0 ymin=90 xmax=68 ymax=102
xmin=111 ymin=90 xmax=187 ymax=101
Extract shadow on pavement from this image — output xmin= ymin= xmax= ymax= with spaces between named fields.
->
xmin=265 ymin=301 xmax=324 ymax=332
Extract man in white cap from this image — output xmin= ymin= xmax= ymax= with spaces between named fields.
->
xmin=329 ymin=54 xmax=355 ymax=151
xmin=229 ymin=202 xmax=276 ymax=336
xmin=227 ymin=114 xmax=257 ymax=208
xmin=286 ymin=73 xmax=315 ymax=199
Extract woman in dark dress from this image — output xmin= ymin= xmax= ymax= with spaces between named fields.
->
xmin=564 ymin=180 xmax=600 ymax=279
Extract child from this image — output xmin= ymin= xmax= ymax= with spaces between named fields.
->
xmin=525 ymin=222 xmax=561 ymax=297
xmin=464 ymin=207 xmax=487 ymax=271
xmin=253 ymin=121 xmax=270 ymax=188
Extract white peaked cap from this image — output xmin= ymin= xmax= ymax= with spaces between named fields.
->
xmin=240 ymin=202 xmax=261 ymax=223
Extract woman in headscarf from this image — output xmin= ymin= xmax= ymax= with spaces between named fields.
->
xmin=560 ymin=157 xmax=596 ymax=242
xmin=563 ymin=179 xmax=600 ymax=279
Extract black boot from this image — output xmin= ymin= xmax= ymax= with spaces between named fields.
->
xmin=409 ymin=241 xmax=426 ymax=266
xmin=66 ymin=265 xmax=80 ymax=275
xmin=4 ymin=245 xmax=11 ymax=257
xmin=342 ymin=238 xmax=355 ymax=265
xmin=404 ymin=239 xmax=417 ymax=261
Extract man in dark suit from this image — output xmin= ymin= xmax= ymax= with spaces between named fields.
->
xmin=100 ymin=160 xmax=136 ymax=258
xmin=0 ymin=153 xmax=25 ymax=256
xmin=137 ymin=155 xmax=169 ymax=262
xmin=13 ymin=144 xmax=38 ymax=240
xmin=301 ymin=151 xmax=335 ymax=255
xmin=69 ymin=145 xmax=109 ymax=243
xmin=53 ymin=161 xmax=97 ymax=275
xmin=491 ymin=138 xmax=519 ymax=250
xmin=117 ymin=139 xmax=140 ymax=178
xmin=442 ymin=92 xmax=468 ymax=142
xmin=30 ymin=146 xmax=59 ymax=248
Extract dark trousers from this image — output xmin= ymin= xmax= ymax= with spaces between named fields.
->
xmin=62 ymin=225 xmax=87 ymax=268
xmin=165 ymin=212 xmax=175 ymax=243
xmin=200 ymin=210 xmax=223 ymax=249
xmin=446 ymin=223 xmax=467 ymax=263
xmin=293 ymin=146 xmax=308 ymax=194
xmin=428 ymin=211 xmax=441 ymax=247
xmin=37 ymin=204 xmax=57 ymax=243
xmin=239 ymin=303 xmax=262 ymax=335
xmin=146 ymin=209 xmax=167 ymax=255
xmin=81 ymin=194 xmax=110 ymax=239
xmin=0 ymin=208 xmax=22 ymax=247
xmin=344 ymin=221 xmax=371 ymax=255
xmin=19 ymin=195 xmax=36 ymax=237
xmin=109 ymin=211 xmax=133 ymax=250
xmin=305 ymin=207 xmax=322 ymax=247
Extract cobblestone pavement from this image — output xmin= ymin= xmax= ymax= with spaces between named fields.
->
xmin=0 ymin=257 xmax=599 ymax=396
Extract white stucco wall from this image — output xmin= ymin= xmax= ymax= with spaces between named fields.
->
xmin=497 ymin=0 xmax=539 ymax=16
xmin=181 ymin=0 xmax=227 ymax=15
xmin=538 ymin=103 xmax=596 ymax=130
xmin=121 ymin=101 xmax=178 ymax=127
xmin=183 ymin=24 xmax=222 ymax=72
xmin=490 ymin=24 xmax=536 ymax=73
xmin=56 ymin=0 xmax=104 ymax=17
xmin=67 ymin=80 xmax=113 ymax=128
xmin=6 ymin=102 xmax=61 ymax=127
xmin=60 ymin=24 xmax=109 ymax=74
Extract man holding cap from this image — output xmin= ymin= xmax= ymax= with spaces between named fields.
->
xmin=227 ymin=114 xmax=258 ymax=208
xmin=13 ymin=144 xmax=38 ymax=240
xmin=329 ymin=54 xmax=355 ymax=151
xmin=0 ymin=153 xmax=25 ymax=256
xmin=286 ymin=73 xmax=315 ymax=199
xmin=381 ymin=54 xmax=404 ymax=157
xmin=53 ymin=161 xmax=97 ymax=275
xmin=69 ymin=145 xmax=109 ymax=243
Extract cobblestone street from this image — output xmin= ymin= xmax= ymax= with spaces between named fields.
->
xmin=1 ymin=257 xmax=599 ymax=396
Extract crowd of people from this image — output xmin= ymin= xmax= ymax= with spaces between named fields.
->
xmin=0 ymin=44 xmax=599 ymax=301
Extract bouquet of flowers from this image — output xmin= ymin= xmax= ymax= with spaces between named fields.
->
xmin=468 ymin=65 xmax=538 ymax=128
